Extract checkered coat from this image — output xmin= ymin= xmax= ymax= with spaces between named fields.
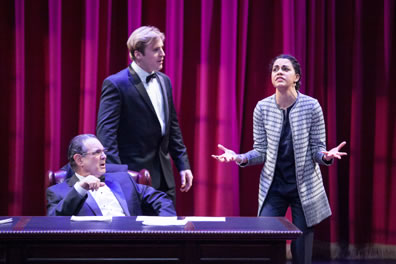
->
xmin=242 ymin=92 xmax=332 ymax=227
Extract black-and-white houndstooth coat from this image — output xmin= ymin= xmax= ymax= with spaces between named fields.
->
xmin=241 ymin=92 xmax=332 ymax=227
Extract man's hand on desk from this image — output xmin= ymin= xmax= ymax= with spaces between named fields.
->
xmin=79 ymin=175 xmax=105 ymax=191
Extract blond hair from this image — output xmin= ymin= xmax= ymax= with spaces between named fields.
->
xmin=127 ymin=26 xmax=165 ymax=60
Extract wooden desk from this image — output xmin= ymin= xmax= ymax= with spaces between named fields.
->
xmin=0 ymin=216 xmax=301 ymax=263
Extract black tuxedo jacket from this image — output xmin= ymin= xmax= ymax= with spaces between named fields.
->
xmin=96 ymin=66 xmax=190 ymax=192
xmin=46 ymin=171 xmax=176 ymax=216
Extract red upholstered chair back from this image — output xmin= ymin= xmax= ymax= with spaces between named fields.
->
xmin=48 ymin=167 xmax=152 ymax=186
xmin=127 ymin=169 xmax=152 ymax=186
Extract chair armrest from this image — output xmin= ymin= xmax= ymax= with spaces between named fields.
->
xmin=48 ymin=166 xmax=152 ymax=187
xmin=48 ymin=170 xmax=55 ymax=186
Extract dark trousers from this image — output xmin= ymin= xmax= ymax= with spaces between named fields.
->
xmin=158 ymin=172 xmax=176 ymax=206
xmin=260 ymin=185 xmax=314 ymax=264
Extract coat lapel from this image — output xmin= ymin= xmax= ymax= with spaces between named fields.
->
xmin=157 ymin=74 xmax=170 ymax=127
xmin=128 ymin=65 xmax=157 ymax=117
xmin=85 ymin=193 xmax=103 ymax=216
xmin=105 ymin=176 xmax=131 ymax=216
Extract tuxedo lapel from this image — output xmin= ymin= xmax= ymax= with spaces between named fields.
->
xmin=128 ymin=65 xmax=157 ymax=116
xmin=157 ymin=74 xmax=170 ymax=126
xmin=85 ymin=193 xmax=103 ymax=216
xmin=105 ymin=177 xmax=131 ymax=216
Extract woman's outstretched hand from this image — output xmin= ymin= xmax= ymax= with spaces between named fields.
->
xmin=322 ymin=141 xmax=348 ymax=161
xmin=211 ymin=144 xmax=239 ymax=163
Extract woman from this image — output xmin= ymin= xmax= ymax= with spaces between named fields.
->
xmin=212 ymin=54 xmax=347 ymax=264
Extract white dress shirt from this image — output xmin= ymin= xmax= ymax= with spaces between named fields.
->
xmin=131 ymin=61 xmax=166 ymax=135
xmin=74 ymin=173 xmax=125 ymax=216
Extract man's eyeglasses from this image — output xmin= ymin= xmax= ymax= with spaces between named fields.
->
xmin=82 ymin=148 xmax=108 ymax=157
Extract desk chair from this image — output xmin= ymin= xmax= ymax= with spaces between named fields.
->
xmin=48 ymin=163 xmax=152 ymax=186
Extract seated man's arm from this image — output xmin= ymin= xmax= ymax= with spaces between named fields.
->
xmin=46 ymin=186 xmax=88 ymax=216
xmin=136 ymin=184 xmax=176 ymax=216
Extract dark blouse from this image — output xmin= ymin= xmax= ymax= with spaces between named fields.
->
xmin=272 ymin=103 xmax=297 ymax=194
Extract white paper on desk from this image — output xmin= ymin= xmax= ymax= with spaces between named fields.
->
xmin=136 ymin=216 xmax=177 ymax=222
xmin=70 ymin=216 xmax=112 ymax=222
xmin=142 ymin=218 xmax=188 ymax=226
xmin=0 ymin=218 xmax=13 ymax=224
xmin=184 ymin=217 xmax=226 ymax=222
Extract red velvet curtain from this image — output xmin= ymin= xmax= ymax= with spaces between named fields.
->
xmin=1 ymin=0 xmax=395 ymax=258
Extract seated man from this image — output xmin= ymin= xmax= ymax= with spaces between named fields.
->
xmin=46 ymin=134 xmax=176 ymax=216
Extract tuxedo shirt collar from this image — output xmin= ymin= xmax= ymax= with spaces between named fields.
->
xmin=131 ymin=61 xmax=155 ymax=86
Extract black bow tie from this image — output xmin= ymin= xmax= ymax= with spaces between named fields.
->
xmin=99 ymin=175 xmax=105 ymax=182
xmin=146 ymin=73 xmax=157 ymax=83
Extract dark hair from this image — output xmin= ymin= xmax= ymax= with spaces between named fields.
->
xmin=68 ymin=134 xmax=97 ymax=169
xmin=269 ymin=54 xmax=302 ymax=90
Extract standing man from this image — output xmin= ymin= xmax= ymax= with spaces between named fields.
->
xmin=97 ymin=26 xmax=193 ymax=204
